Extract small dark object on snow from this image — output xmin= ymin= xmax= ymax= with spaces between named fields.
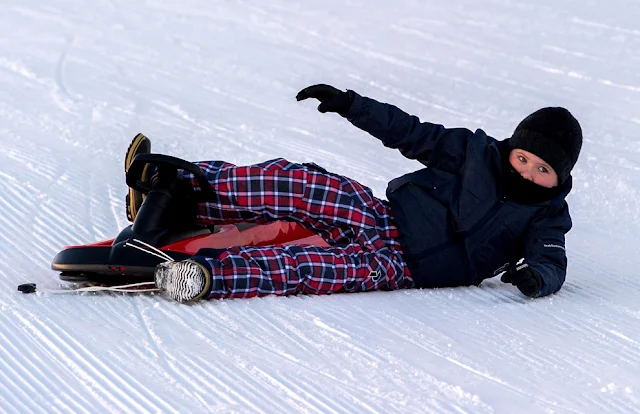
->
xmin=18 ymin=283 xmax=37 ymax=294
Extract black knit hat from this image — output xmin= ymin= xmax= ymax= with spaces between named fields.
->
xmin=509 ymin=107 xmax=583 ymax=184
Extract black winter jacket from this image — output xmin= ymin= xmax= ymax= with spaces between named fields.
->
xmin=343 ymin=92 xmax=572 ymax=297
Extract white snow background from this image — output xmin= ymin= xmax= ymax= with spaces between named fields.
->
xmin=1 ymin=0 xmax=639 ymax=413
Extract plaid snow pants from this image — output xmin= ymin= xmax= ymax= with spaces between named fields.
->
xmin=181 ymin=158 xmax=413 ymax=299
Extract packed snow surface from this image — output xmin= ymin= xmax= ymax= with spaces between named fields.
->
xmin=1 ymin=0 xmax=639 ymax=412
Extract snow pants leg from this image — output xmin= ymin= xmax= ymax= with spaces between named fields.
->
xmin=180 ymin=158 xmax=413 ymax=299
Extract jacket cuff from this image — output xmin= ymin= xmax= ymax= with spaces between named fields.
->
xmin=342 ymin=90 xmax=364 ymax=121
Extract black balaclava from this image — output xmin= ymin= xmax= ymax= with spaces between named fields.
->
xmin=501 ymin=156 xmax=567 ymax=204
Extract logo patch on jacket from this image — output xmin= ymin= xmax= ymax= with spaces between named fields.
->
xmin=369 ymin=270 xmax=383 ymax=282
xmin=544 ymin=243 xmax=566 ymax=251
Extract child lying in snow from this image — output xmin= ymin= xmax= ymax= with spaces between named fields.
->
xmin=126 ymin=84 xmax=582 ymax=302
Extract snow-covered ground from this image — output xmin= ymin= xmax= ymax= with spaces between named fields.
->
xmin=1 ymin=0 xmax=639 ymax=412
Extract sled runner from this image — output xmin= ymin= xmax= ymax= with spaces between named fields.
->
xmin=51 ymin=153 xmax=327 ymax=285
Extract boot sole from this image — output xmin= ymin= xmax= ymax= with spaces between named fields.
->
xmin=125 ymin=133 xmax=151 ymax=221
xmin=183 ymin=260 xmax=212 ymax=303
xmin=155 ymin=260 xmax=212 ymax=303
xmin=125 ymin=133 xmax=151 ymax=171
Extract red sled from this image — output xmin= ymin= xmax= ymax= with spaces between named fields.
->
xmin=51 ymin=154 xmax=328 ymax=284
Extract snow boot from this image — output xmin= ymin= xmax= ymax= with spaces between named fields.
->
xmin=154 ymin=259 xmax=212 ymax=302
xmin=125 ymin=133 xmax=152 ymax=222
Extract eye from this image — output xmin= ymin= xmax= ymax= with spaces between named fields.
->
xmin=518 ymin=156 xmax=526 ymax=163
xmin=538 ymin=166 xmax=549 ymax=173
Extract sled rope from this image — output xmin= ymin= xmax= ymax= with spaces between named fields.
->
xmin=34 ymin=281 xmax=159 ymax=294
xmin=124 ymin=238 xmax=175 ymax=262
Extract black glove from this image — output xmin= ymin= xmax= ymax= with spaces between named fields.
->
xmin=501 ymin=263 xmax=543 ymax=298
xmin=296 ymin=84 xmax=352 ymax=115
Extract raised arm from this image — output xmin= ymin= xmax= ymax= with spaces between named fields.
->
xmin=343 ymin=91 xmax=473 ymax=166
xmin=296 ymin=84 xmax=473 ymax=171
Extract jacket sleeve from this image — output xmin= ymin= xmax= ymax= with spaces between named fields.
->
xmin=342 ymin=91 xmax=474 ymax=172
xmin=523 ymin=205 xmax=573 ymax=297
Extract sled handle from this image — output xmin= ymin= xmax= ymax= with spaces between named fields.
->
xmin=126 ymin=153 xmax=216 ymax=201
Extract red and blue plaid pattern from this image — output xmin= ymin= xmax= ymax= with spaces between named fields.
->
xmin=181 ymin=158 xmax=412 ymax=299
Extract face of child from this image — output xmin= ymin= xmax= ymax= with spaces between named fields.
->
xmin=508 ymin=149 xmax=559 ymax=188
